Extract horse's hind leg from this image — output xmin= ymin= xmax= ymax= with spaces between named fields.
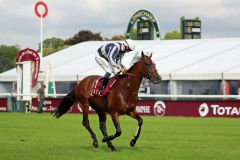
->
xmin=127 ymin=110 xmax=143 ymax=147
xmin=82 ymin=105 xmax=98 ymax=148
xmin=98 ymin=112 xmax=117 ymax=151
xmin=102 ymin=112 xmax=122 ymax=142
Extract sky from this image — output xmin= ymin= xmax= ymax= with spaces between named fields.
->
xmin=0 ymin=0 xmax=240 ymax=50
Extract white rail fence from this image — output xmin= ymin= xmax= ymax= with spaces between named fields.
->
xmin=0 ymin=93 xmax=240 ymax=100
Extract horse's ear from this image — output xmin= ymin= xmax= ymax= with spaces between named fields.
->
xmin=149 ymin=52 xmax=152 ymax=58
xmin=141 ymin=51 xmax=144 ymax=57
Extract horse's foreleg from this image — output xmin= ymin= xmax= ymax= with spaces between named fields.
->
xmin=103 ymin=112 xmax=122 ymax=142
xmin=82 ymin=105 xmax=98 ymax=148
xmin=128 ymin=110 xmax=143 ymax=147
xmin=98 ymin=112 xmax=117 ymax=151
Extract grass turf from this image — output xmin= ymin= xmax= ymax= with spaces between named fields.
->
xmin=0 ymin=112 xmax=240 ymax=160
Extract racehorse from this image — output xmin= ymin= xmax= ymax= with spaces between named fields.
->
xmin=53 ymin=52 xmax=161 ymax=151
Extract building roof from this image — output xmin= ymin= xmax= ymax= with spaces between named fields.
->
xmin=1 ymin=38 xmax=240 ymax=81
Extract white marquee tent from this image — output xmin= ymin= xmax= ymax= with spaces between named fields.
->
xmin=1 ymin=38 xmax=240 ymax=82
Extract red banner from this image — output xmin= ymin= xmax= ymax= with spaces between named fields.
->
xmin=29 ymin=98 xmax=240 ymax=118
xmin=16 ymin=48 xmax=40 ymax=87
xmin=0 ymin=98 xmax=7 ymax=112
xmin=137 ymin=100 xmax=240 ymax=118
xmin=31 ymin=98 xmax=96 ymax=113
xmin=1 ymin=98 xmax=240 ymax=118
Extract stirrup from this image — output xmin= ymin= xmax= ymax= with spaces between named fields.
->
xmin=100 ymin=86 xmax=105 ymax=94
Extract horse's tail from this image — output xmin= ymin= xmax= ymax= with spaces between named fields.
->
xmin=53 ymin=90 xmax=76 ymax=118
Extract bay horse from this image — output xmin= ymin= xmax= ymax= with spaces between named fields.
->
xmin=53 ymin=52 xmax=161 ymax=151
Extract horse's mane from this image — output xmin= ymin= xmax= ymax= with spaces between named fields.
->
xmin=115 ymin=59 xmax=141 ymax=80
xmin=130 ymin=51 xmax=152 ymax=66
xmin=127 ymin=55 xmax=142 ymax=73
xmin=115 ymin=51 xmax=151 ymax=79
xmin=128 ymin=51 xmax=152 ymax=70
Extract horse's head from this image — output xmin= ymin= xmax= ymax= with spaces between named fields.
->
xmin=140 ymin=51 xmax=162 ymax=84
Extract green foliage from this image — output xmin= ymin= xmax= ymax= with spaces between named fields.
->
xmin=42 ymin=37 xmax=65 ymax=49
xmin=111 ymin=35 xmax=125 ymax=40
xmin=38 ymin=37 xmax=68 ymax=57
xmin=42 ymin=45 xmax=69 ymax=57
xmin=164 ymin=30 xmax=181 ymax=40
xmin=0 ymin=45 xmax=20 ymax=73
xmin=0 ymin=113 xmax=240 ymax=160
xmin=129 ymin=28 xmax=137 ymax=40
xmin=104 ymin=34 xmax=126 ymax=41
xmin=65 ymin=30 xmax=103 ymax=45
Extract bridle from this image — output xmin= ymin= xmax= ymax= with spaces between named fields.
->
xmin=142 ymin=63 xmax=158 ymax=80
xmin=140 ymin=57 xmax=158 ymax=80
xmin=117 ymin=57 xmax=158 ymax=96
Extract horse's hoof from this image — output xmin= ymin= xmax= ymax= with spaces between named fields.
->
xmin=102 ymin=137 xmax=108 ymax=143
xmin=93 ymin=141 xmax=98 ymax=148
xmin=111 ymin=147 xmax=117 ymax=152
xmin=130 ymin=140 xmax=136 ymax=147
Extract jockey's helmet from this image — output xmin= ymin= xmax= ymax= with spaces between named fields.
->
xmin=123 ymin=39 xmax=135 ymax=51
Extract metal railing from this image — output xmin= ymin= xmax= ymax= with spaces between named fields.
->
xmin=138 ymin=94 xmax=240 ymax=99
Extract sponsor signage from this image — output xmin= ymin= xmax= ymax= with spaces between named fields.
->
xmin=126 ymin=10 xmax=160 ymax=39
xmin=30 ymin=98 xmax=96 ymax=113
xmin=199 ymin=103 xmax=240 ymax=117
xmin=29 ymin=99 xmax=240 ymax=118
xmin=0 ymin=98 xmax=7 ymax=112
xmin=1 ymin=98 xmax=240 ymax=118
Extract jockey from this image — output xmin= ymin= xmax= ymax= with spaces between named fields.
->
xmin=95 ymin=39 xmax=135 ymax=92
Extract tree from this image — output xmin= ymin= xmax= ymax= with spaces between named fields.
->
xmin=164 ymin=30 xmax=181 ymax=40
xmin=65 ymin=30 xmax=103 ymax=45
xmin=39 ymin=37 xmax=68 ymax=56
xmin=42 ymin=37 xmax=65 ymax=49
xmin=125 ymin=28 xmax=137 ymax=40
xmin=111 ymin=35 xmax=125 ymax=40
xmin=0 ymin=45 xmax=20 ymax=73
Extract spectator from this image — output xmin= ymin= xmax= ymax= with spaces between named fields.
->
xmin=11 ymin=89 xmax=17 ymax=111
xmin=237 ymin=87 xmax=240 ymax=95
xmin=37 ymin=84 xmax=46 ymax=113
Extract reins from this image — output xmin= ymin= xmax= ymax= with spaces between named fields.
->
xmin=115 ymin=56 xmax=157 ymax=79
xmin=125 ymin=72 xmax=139 ymax=77
xmin=123 ymin=57 xmax=158 ymax=79
xmin=114 ymin=71 xmax=139 ymax=78
xmin=113 ymin=56 xmax=158 ymax=96
xmin=141 ymin=58 xmax=158 ymax=80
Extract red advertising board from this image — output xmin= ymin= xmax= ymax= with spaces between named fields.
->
xmin=30 ymin=98 xmax=240 ymax=118
xmin=31 ymin=98 xmax=96 ymax=114
xmin=1 ymin=98 xmax=240 ymax=118
xmin=137 ymin=100 xmax=240 ymax=118
xmin=0 ymin=98 xmax=7 ymax=112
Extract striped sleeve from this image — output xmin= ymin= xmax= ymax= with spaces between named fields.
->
xmin=108 ymin=45 xmax=120 ymax=67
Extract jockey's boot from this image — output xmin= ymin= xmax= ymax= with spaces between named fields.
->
xmin=100 ymin=72 xmax=111 ymax=94
xmin=100 ymin=77 xmax=109 ymax=93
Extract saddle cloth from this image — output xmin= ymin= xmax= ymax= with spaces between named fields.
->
xmin=91 ymin=76 xmax=117 ymax=96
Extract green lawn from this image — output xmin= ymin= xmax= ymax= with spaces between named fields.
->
xmin=0 ymin=113 xmax=240 ymax=160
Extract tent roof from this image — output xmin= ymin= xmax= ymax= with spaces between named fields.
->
xmin=1 ymin=38 xmax=240 ymax=81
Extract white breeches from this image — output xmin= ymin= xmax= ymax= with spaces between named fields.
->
xmin=95 ymin=53 xmax=118 ymax=75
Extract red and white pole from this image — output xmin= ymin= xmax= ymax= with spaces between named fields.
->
xmin=34 ymin=1 xmax=48 ymax=58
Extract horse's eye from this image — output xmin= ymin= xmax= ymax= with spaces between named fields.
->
xmin=146 ymin=64 xmax=152 ymax=70
xmin=145 ymin=62 xmax=151 ymax=66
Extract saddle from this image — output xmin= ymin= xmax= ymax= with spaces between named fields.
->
xmin=91 ymin=76 xmax=117 ymax=96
